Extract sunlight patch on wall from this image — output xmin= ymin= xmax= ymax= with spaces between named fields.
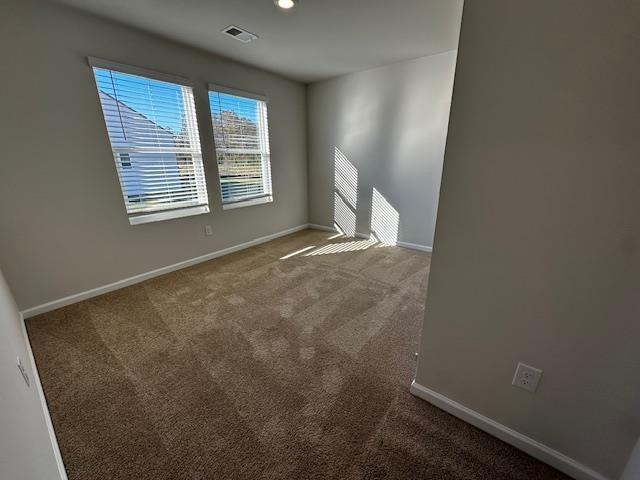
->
xmin=370 ymin=188 xmax=399 ymax=245
xmin=334 ymin=193 xmax=356 ymax=236
xmin=334 ymin=147 xmax=358 ymax=236
xmin=334 ymin=147 xmax=358 ymax=208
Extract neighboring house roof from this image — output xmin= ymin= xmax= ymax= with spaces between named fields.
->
xmin=98 ymin=90 xmax=188 ymax=200
xmin=98 ymin=90 xmax=178 ymax=149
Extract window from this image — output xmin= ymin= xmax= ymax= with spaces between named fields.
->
xmin=90 ymin=58 xmax=209 ymax=225
xmin=119 ymin=153 xmax=132 ymax=169
xmin=208 ymin=85 xmax=272 ymax=209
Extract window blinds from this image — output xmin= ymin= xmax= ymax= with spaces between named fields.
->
xmin=92 ymin=65 xmax=208 ymax=221
xmin=208 ymin=88 xmax=272 ymax=205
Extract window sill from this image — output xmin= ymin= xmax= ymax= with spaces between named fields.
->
xmin=129 ymin=205 xmax=209 ymax=225
xmin=222 ymin=196 xmax=273 ymax=210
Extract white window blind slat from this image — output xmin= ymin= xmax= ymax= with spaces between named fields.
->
xmin=93 ymin=66 xmax=209 ymax=221
xmin=208 ymin=89 xmax=272 ymax=206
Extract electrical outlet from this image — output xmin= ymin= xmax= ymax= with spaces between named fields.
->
xmin=204 ymin=225 xmax=213 ymax=236
xmin=17 ymin=357 xmax=30 ymax=387
xmin=512 ymin=362 xmax=542 ymax=393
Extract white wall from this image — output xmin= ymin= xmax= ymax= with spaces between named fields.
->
xmin=621 ymin=438 xmax=640 ymax=480
xmin=307 ymin=49 xmax=460 ymax=248
xmin=414 ymin=1 xmax=640 ymax=479
xmin=0 ymin=0 xmax=307 ymax=311
xmin=0 ymin=268 xmax=62 ymax=480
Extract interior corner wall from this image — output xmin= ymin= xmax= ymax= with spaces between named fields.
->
xmin=0 ymin=0 xmax=308 ymax=311
xmin=414 ymin=1 xmax=640 ymax=479
xmin=0 ymin=268 xmax=62 ymax=480
xmin=622 ymin=437 xmax=640 ymax=480
xmin=307 ymin=51 xmax=459 ymax=248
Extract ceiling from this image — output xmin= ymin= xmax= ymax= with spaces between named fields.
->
xmin=53 ymin=0 xmax=463 ymax=83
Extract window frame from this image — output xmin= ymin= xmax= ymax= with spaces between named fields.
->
xmin=89 ymin=57 xmax=193 ymax=90
xmin=207 ymin=83 xmax=273 ymax=210
xmin=89 ymin=57 xmax=210 ymax=225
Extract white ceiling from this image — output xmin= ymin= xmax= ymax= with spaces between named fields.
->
xmin=53 ymin=0 xmax=463 ymax=83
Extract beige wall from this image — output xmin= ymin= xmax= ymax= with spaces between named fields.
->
xmin=622 ymin=438 xmax=640 ymax=480
xmin=0 ymin=0 xmax=307 ymax=310
xmin=0 ymin=268 xmax=62 ymax=480
xmin=414 ymin=1 xmax=640 ymax=479
xmin=307 ymin=49 xmax=460 ymax=247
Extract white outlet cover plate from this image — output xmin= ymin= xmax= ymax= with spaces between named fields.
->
xmin=512 ymin=362 xmax=542 ymax=393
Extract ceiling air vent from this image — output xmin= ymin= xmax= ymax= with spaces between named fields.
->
xmin=222 ymin=25 xmax=258 ymax=43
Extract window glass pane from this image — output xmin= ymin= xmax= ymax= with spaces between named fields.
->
xmin=208 ymin=90 xmax=272 ymax=205
xmin=93 ymin=67 xmax=208 ymax=218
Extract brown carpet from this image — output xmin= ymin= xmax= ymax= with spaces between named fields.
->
xmin=27 ymin=229 xmax=569 ymax=480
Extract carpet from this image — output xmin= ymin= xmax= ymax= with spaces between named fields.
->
xmin=27 ymin=229 xmax=569 ymax=479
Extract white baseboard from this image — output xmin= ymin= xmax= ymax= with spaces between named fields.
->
xmin=308 ymin=223 xmax=337 ymax=232
xmin=21 ymin=313 xmax=68 ymax=480
xmin=410 ymin=381 xmax=609 ymax=480
xmin=308 ymin=224 xmax=433 ymax=253
xmin=397 ymin=241 xmax=433 ymax=253
xmin=21 ymin=224 xmax=309 ymax=319
xmin=21 ymin=222 xmax=431 ymax=319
